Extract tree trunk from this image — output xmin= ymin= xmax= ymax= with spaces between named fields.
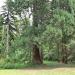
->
xmin=32 ymin=0 xmax=44 ymax=64
xmin=32 ymin=43 xmax=43 ymax=64
xmin=6 ymin=25 xmax=9 ymax=58
xmin=6 ymin=11 xmax=10 ymax=58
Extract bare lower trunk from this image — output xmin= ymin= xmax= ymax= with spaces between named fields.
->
xmin=6 ymin=25 xmax=9 ymax=58
xmin=32 ymin=43 xmax=43 ymax=64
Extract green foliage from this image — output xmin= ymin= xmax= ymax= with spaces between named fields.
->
xmin=0 ymin=62 xmax=32 ymax=69
xmin=0 ymin=0 xmax=75 ymax=69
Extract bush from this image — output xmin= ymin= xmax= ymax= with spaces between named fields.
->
xmin=0 ymin=62 xmax=32 ymax=69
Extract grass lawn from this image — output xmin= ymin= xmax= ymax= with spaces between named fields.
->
xmin=0 ymin=61 xmax=75 ymax=75
xmin=0 ymin=68 xmax=75 ymax=75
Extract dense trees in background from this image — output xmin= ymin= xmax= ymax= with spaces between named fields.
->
xmin=0 ymin=0 xmax=75 ymax=65
xmin=51 ymin=0 xmax=75 ymax=64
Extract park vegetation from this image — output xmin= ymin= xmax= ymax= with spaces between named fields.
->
xmin=0 ymin=0 xmax=75 ymax=68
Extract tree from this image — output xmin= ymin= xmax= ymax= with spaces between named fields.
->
xmin=1 ymin=0 xmax=17 ymax=58
xmin=51 ymin=0 xmax=75 ymax=64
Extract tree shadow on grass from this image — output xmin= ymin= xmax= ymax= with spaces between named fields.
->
xmin=23 ymin=61 xmax=75 ymax=70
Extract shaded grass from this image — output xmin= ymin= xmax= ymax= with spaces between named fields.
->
xmin=0 ymin=61 xmax=75 ymax=75
xmin=0 ymin=61 xmax=75 ymax=69
xmin=44 ymin=61 xmax=75 ymax=69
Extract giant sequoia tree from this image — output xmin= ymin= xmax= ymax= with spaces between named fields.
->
xmin=32 ymin=0 xmax=49 ymax=64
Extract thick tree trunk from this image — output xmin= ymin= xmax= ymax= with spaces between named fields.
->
xmin=32 ymin=0 xmax=44 ymax=64
xmin=32 ymin=43 xmax=43 ymax=64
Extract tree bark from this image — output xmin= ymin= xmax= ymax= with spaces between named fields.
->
xmin=6 ymin=25 xmax=9 ymax=58
xmin=32 ymin=0 xmax=44 ymax=64
xmin=32 ymin=43 xmax=43 ymax=64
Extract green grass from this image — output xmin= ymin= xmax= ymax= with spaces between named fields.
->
xmin=0 ymin=61 xmax=75 ymax=75
xmin=0 ymin=69 xmax=75 ymax=75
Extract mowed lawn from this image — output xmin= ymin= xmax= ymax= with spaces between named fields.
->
xmin=0 ymin=61 xmax=75 ymax=75
xmin=0 ymin=68 xmax=75 ymax=75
